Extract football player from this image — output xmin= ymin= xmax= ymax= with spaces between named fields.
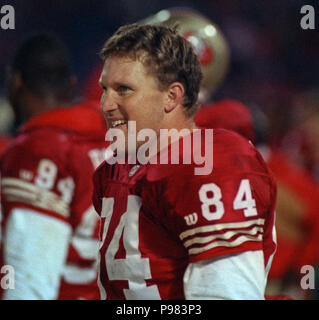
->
xmin=83 ymin=7 xmax=230 ymax=106
xmin=0 ymin=34 xmax=107 ymax=299
xmin=192 ymin=77 xmax=319 ymax=300
xmin=145 ymin=8 xmax=316 ymax=300
xmin=93 ymin=23 xmax=277 ymax=300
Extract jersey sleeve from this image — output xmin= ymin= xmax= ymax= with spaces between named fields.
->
xmin=161 ymin=133 xmax=276 ymax=263
xmin=0 ymin=130 xmax=75 ymax=223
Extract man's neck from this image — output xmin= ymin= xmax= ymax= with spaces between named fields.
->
xmin=148 ymin=116 xmax=199 ymax=160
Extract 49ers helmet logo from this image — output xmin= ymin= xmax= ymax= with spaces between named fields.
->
xmin=183 ymin=31 xmax=213 ymax=66
xmin=139 ymin=7 xmax=230 ymax=100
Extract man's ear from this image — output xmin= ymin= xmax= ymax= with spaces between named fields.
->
xmin=164 ymin=82 xmax=185 ymax=113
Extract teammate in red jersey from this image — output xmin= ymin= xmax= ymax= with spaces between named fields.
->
xmin=0 ymin=34 xmax=107 ymax=299
xmin=192 ymin=86 xmax=319 ymax=300
xmin=92 ymin=23 xmax=277 ymax=300
xmin=144 ymin=8 xmax=302 ymax=299
xmin=195 ymin=99 xmax=256 ymax=144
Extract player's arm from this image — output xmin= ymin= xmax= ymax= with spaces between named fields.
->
xmin=184 ymin=251 xmax=265 ymax=300
xmin=3 ymin=207 xmax=71 ymax=299
xmin=166 ymin=167 xmax=276 ymax=300
xmin=1 ymin=144 xmax=74 ymax=299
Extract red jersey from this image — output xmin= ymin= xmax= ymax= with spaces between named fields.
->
xmin=0 ymin=102 xmax=108 ymax=299
xmin=194 ymin=99 xmax=256 ymax=143
xmin=265 ymin=149 xmax=319 ymax=279
xmin=0 ymin=136 xmax=12 ymax=156
xmin=93 ymin=129 xmax=277 ymax=300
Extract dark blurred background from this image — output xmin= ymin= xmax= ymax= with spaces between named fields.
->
xmin=0 ymin=0 xmax=318 ymax=145
xmin=1 ymin=0 xmax=319 ymax=299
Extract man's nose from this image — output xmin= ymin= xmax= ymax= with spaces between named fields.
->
xmin=100 ymin=90 xmax=118 ymax=113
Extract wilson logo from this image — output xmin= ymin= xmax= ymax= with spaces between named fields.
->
xmin=184 ymin=213 xmax=198 ymax=226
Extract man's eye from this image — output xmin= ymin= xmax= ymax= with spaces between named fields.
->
xmin=118 ymin=86 xmax=131 ymax=94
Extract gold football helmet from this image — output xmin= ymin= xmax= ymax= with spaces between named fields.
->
xmin=139 ymin=7 xmax=230 ymax=102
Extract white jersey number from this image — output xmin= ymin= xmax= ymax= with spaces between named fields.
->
xmin=34 ymin=159 xmax=75 ymax=204
xmin=199 ymin=179 xmax=258 ymax=220
xmin=100 ymin=196 xmax=161 ymax=300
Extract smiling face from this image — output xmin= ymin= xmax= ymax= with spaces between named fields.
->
xmin=99 ymin=54 xmax=168 ymax=155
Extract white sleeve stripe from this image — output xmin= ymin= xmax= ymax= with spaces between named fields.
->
xmin=3 ymin=188 xmax=37 ymax=201
xmin=179 ymin=218 xmax=265 ymax=240
xmin=188 ymin=233 xmax=263 ymax=255
xmin=3 ymin=190 xmax=70 ymax=218
xmin=2 ymin=178 xmax=67 ymax=202
xmin=2 ymin=177 xmax=40 ymax=192
xmin=2 ymin=178 xmax=70 ymax=218
xmin=184 ymin=226 xmax=263 ymax=248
